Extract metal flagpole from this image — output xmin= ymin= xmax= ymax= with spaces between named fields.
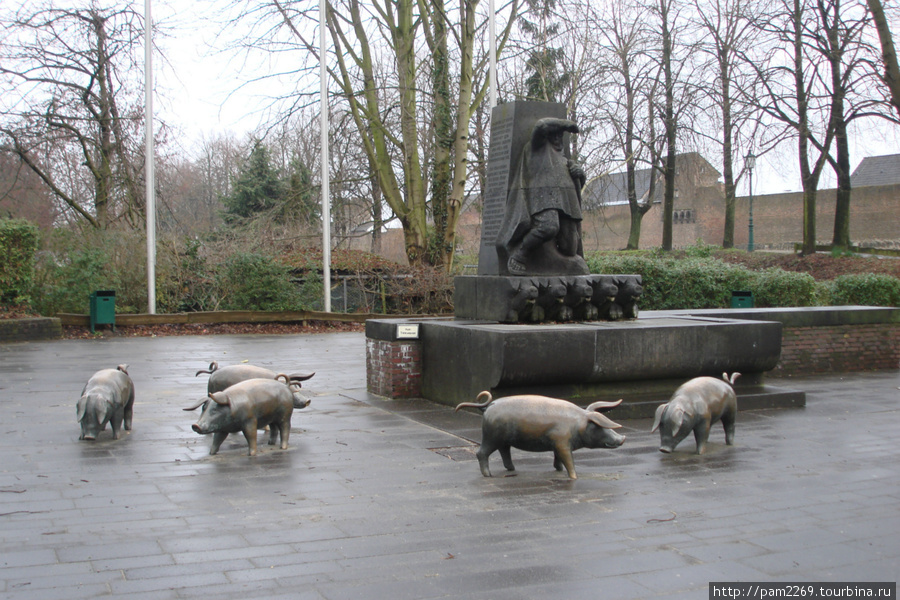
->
xmin=489 ymin=0 xmax=497 ymax=108
xmin=320 ymin=0 xmax=332 ymax=312
xmin=145 ymin=0 xmax=156 ymax=314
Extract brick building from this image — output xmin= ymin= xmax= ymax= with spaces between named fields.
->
xmin=580 ymin=152 xmax=900 ymax=251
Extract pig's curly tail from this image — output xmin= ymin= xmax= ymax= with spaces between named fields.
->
xmin=455 ymin=391 xmax=494 ymax=412
xmin=195 ymin=361 xmax=219 ymax=377
xmin=722 ymin=372 xmax=741 ymax=386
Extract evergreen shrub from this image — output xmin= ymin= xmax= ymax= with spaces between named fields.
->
xmin=0 ymin=219 xmax=39 ymax=306
xmin=31 ymin=229 xmax=148 ymax=315
xmin=217 ymin=252 xmax=305 ymax=311
xmin=827 ymin=273 xmax=900 ymax=307
xmin=586 ymin=251 xmax=819 ymax=310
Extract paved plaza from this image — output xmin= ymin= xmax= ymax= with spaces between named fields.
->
xmin=0 ymin=331 xmax=898 ymax=599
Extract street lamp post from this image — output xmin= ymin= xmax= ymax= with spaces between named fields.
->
xmin=746 ymin=152 xmax=755 ymax=252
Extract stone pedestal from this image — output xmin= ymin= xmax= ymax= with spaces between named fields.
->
xmin=365 ymin=315 xmax=805 ymax=415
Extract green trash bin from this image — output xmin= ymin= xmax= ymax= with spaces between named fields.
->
xmin=730 ymin=290 xmax=754 ymax=309
xmin=89 ymin=290 xmax=116 ymax=333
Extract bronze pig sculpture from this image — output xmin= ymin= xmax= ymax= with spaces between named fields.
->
xmin=183 ymin=377 xmax=297 ymax=456
xmin=77 ymin=364 xmax=135 ymax=441
xmin=196 ymin=361 xmax=314 ymax=408
xmin=456 ymin=392 xmax=625 ymax=480
xmin=651 ymin=373 xmax=740 ymax=454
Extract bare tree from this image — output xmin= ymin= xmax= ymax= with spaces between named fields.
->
xmin=749 ymin=0 xmax=835 ymax=254
xmin=813 ymin=0 xmax=891 ymax=250
xmin=587 ymin=0 xmax=658 ymax=249
xmin=692 ymin=0 xmax=772 ymax=248
xmin=650 ymin=0 xmax=693 ymax=251
xmin=0 ymin=152 xmax=58 ymax=228
xmin=867 ymin=0 xmax=900 ymax=119
xmin=0 ymin=2 xmax=147 ymax=229
xmin=220 ymin=0 xmax=519 ymax=270
xmin=749 ymin=0 xmax=890 ymax=253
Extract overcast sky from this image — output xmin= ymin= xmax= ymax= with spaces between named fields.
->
xmin=146 ymin=0 xmax=898 ymax=197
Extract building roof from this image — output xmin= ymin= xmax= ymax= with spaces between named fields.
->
xmin=850 ymin=154 xmax=900 ymax=187
xmin=582 ymin=152 xmax=720 ymax=208
xmin=582 ymin=169 xmax=661 ymax=209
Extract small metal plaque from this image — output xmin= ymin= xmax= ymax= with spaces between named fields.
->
xmin=396 ymin=324 xmax=420 ymax=340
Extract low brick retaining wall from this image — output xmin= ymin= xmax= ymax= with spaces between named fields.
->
xmin=0 ymin=317 xmax=62 ymax=342
xmin=667 ymin=306 xmax=900 ymax=376
xmin=779 ymin=324 xmax=900 ymax=373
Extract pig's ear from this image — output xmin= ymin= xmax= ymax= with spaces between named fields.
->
xmin=117 ymin=364 xmax=129 ymax=374
xmin=587 ymin=412 xmax=622 ymax=429
xmin=210 ymin=392 xmax=230 ymax=406
xmin=671 ymin=407 xmax=685 ymax=431
xmin=651 ymin=404 xmax=667 ymax=432
xmin=76 ymin=396 xmax=87 ymax=422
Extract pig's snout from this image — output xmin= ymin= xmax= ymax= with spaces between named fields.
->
xmin=79 ymin=424 xmax=100 ymax=441
xmin=191 ymin=424 xmax=204 ymax=434
xmin=609 ymin=433 xmax=626 ymax=447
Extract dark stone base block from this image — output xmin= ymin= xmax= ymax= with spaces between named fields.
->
xmin=366 ymin=314 xmax=805 ymax=413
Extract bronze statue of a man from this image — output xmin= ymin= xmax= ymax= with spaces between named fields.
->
xmin=496 ymin=117 xmax=589 ymax=276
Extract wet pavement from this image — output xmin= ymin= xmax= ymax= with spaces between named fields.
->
xmin=0 ymin=332 xmax=898 ymax=599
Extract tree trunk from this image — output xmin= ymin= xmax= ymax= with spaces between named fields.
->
xmin=825 ymin=0 xmax=852 ymax=250
xmin=720 ymin=53 xmax=736 ymax=249
xmin=793 ymin=0 xmax=817 ymax=255
xmin=867 ymin=0 xmax=900 ymax=121
xmin=660 ymin=0 xmax=676 ymax=251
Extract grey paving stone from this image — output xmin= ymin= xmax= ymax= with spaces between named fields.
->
xmin=0 ymin=334 xmax=898 ymax=599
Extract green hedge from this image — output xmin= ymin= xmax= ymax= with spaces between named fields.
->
xmin=30 ymin=229 xmax=148 ymax=316
xmin=825 ymin=273 xmax=900 ymax=307
xmin=586 ymin=252 xmax=820 ymax=310
xmin=0 ymin=219 xmax=39 ymax=306
xmin=217 ymin=252 xmax=308 ymax=312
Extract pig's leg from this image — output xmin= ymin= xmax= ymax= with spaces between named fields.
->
xmin=278 ymin=420 xmax=290 ymax=450
xmin=242 ymin=422 xmax=259 ymax=456
xmin=209 ymin=431 xmax=228 ymax=455
xmin=110 ymin=407 xmax=123 ymax=439
xmin=554 ymin=446 xmax=577 ymax=479
xmin=722 ymin=412 xmax=736 ymax=446
xmin=124 ymin=394 xmax=134 ymax=431
xmin=267 ymin=425 xmax=279 ymax=446
xmin=693 ymin=421 xmax=711 ymax=454
xmin=476 ymin=442 xmax=496 ymax=477
xmin=498 ymin=446 xmax=515 ymax=472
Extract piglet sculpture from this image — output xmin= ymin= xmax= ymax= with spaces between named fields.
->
xmin=651 ymin=373 xmax=740 ymax=454
xmin=275 ymin=374 xmax=312 ymax=410
xmin=456 ymin=392 xmax=625 ymax=479
xmin=196 ymin=361 xmax=314 ymax=408
xmin=183 ymin=377 xmax=296 ymax=456
xmin=77 ymin=364 xmax=135 ymax=441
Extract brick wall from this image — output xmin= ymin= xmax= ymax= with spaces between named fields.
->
xmin=366 ymin=338 xmax=422 ymax=398
xmin=583 ymin=183 xmax=900 ymax=251
xmin=777 ymin=323 xmax=900 ymax=375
